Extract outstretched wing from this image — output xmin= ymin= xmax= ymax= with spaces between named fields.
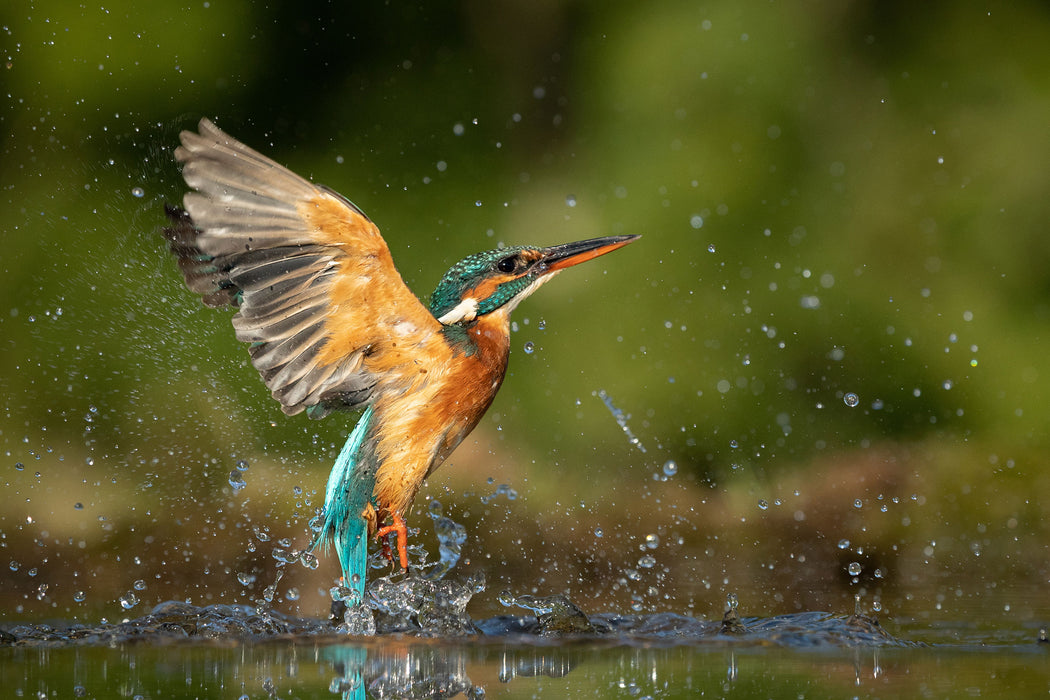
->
xmin=164 ymin=118 xmax=447 ymax=418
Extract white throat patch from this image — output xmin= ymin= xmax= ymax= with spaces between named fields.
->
xmin=502 ymin=271 xmax=559 ymax=314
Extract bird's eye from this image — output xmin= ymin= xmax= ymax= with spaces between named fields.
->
xmin=496 ymin=256 xmax=517 ymax=273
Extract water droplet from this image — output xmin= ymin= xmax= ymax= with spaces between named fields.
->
xmin=757 ymin=499 xmax=769 ymax=510
xmin=235 ymin=459 xmax=249 ymax=472
xmin=131 ymin=186 xmax=145 ymax=198
xmin=8 ymin=561 xmax=18 ymax=572
xmin=638 ymin=554 xmax=657 ymax=568
xmin=261 ymin=580 xmax=280 ymax=603
xmin=566 ymin=195 xmax=577 ymax=207
xmin=73 ymin=590 xmax=86 ymax=602
xmin=854 ymin=499 xmax=863 ymax=509
xmin=707 ymin=244 xmax=716 ymax=253
xmin=74 ymin=502 xmax=83 ymax=510
xmin=228 ymin=471 xmax=247 ymax=492
xmin=329 ymin=583 xmax=351 ymax=604
xmin=593 ymin=527 xmax=604 ymax=538
xmin=662 ymin=460 xmax=678 ymax=477
xmin=523 ymin=341 xmax=534 ymax=354
xmin=474 ymin=200 xmax=482 ymax=207
xmin=844 ymin=392 xmax=859 ymax=407
xmin=644 ymin=533 xmax=660 ymax=549
xmin=35 ymin=583 xmax=48 ymax=600
xmin=271 ymin=547 xmax=295 ymax=564
xmin=537 ymin=319 xmax=546 ymax=330
xmin=237 ymin=572 xmax=255 ymax=586
xmin=690 ymin=215 xmax=704 ymax=229
xmin=14 ymin=462 xmax=24 ymax=471
xmin=119 ymin=592 xmax=140 ymax=610
xmin=133 ymin=579 xmax=147 ymax=591
xmin=726 ymin=592 xmax=739 ymax=612
xmin=847 ymin=562 xmax=863 ymax=576
xmin=837 ymin=538 xmax=850 ymax=550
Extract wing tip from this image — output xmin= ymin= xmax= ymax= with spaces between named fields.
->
xmin=161 ymin=204 xmax=242 ymax=309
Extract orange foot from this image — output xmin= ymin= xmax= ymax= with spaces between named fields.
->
xmin=375 ymin=512 xmax=409 ymax=571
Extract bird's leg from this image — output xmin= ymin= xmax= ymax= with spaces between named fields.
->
xmin=375 ymin=512 xmax=409 ymax=570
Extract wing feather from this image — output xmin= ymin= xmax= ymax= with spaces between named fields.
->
xmin=248 ymin=320 xmax=328 ymax=371
xmin=164 ymin=118 xmax=447 ymax=417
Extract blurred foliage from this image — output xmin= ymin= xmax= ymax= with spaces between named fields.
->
xmin=2 ymin=1 xmax=1050 ymax=622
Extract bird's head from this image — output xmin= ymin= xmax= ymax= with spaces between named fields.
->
xmin=428 ymin=235 xmax=640 ymax=325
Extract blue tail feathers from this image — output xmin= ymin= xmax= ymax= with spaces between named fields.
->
xmin=310 ymin=405 xmax=376 ymax=599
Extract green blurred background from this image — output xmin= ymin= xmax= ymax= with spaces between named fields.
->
xmin=3 ymin=1 xmax=1050 ymax=627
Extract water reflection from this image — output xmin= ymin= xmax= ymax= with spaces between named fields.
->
xmin=326 ymin=644 xmax=590 ymax=698
xmin=7 ymin=630 xmax=1048 ymax=699
xmin=327 ymin=645 xmax=482 ymax=699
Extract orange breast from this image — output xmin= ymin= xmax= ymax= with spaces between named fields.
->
xmin=367 ymin=309 xmax=512 ymax=521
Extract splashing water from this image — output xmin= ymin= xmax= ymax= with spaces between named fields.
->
xmin=228 ymin=471 xmax=247 ymax=492
xmin=595 ymin=389 xmax=647 ymax=453
xmin=480 ymin=482 xmax=518 ymax=504
xmin=498 ymin=591 xmax=598 ymax=635
xmin=424 ymin=500 xmax=467 ymax=580
xmin=1 ymin=506 xmax=912 ymax=649
xmin=313 ymin=502 xmax=485 ymax=636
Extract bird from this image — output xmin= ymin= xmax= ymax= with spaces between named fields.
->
xmin=163 ymin=118 xmax=639 ymax=600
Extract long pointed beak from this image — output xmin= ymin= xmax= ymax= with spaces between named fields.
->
xmin=537 ymin=234 xmax=640 ymax=274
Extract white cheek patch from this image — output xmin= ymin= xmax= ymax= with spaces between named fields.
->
xmin=437 ymin=297 xmax=479 ymax=325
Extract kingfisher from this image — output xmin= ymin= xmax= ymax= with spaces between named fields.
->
xmin=163 ymin=118 xmax=638 ymax=599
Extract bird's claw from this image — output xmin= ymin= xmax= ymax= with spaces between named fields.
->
xmin=379 ymin=537 xmax=394 ymax=565
xmin=375 ymin=512 xmax=409 ymax=570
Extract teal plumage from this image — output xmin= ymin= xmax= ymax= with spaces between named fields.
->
xmin=311 ymin=405 xmax=376 ymax=599
xmin=428 ymin=246 xmax=534 ymax=319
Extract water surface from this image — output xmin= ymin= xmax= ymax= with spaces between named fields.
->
xmin=4 ymin=599 xmax=1047 ymax=698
